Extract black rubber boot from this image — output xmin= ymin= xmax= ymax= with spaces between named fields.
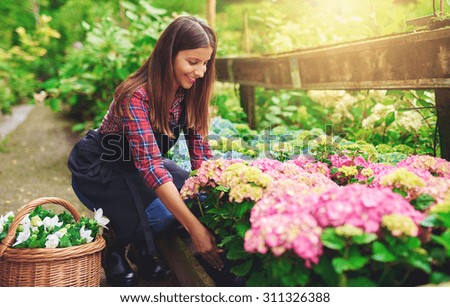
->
xmin=102 ymin=229 xmax=137 ymax=287
xmin=129 ymin=242 xmax=171 ymax=282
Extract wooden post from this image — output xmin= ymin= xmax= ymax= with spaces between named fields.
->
xmin=239 ymin=85 xmax=256 ymax=129
xmin=436 ymin=89 xmax=450 ymax=161
xmin=206 ymin=0 xmax=216 ymax=28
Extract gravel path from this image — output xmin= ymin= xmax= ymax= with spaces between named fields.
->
xmin=0 ymin=104 xmax=87 ymax=215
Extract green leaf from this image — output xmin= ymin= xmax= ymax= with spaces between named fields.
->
xmin=268 ymin=105 xmax=281 ymax=115
xmin=420 ymin=214 xmax=441 ymax=227
xmin=417 ymin=99 xmax=432 ymax=108
xmin=139 ymin=2 xmax=167 ymax=16
xmin=246 ymin=271 xmax=267 ymax=287
xmin=284 ymin=105 xmax=298 ymax=112
xmin=432 ymin=232 xmax=450 ymax=253
xmin=226 ymin=240 xmax=248 ymax=260
xmin=405 ymin=237 xmax=421 ymax=249
xmin=347 ymin=277 xmax=377 ymax=287
xmin=372 ymin=242 xmax=397 ymax=262
xmin=332 ymin=255 xmax=368 ymax=274
xmin=125 ymin=10 xmax=138 ymax=21
xmin=235 ymin=223 xmax=250 ymax=238
xmin=385 ymin=111 xmax=395 ymax=127
xmin=279 ymin=262 xmax=310 ymax=286
xmin=208 ymin=208 xmax=228 ymax=216
xmin=332 ymin=246 xmax=369 ymax=274
xmin=271 ymin=257 xmax=292 ymax=277
xmin=352 ymin=233 xmax=377 ymax=245
xmin=71 ymin=123 xmax=86 ymax=132
xmin=218 ymin=235 xmax=235 ymax=248
xmin=231 ymin=259 xmax=253 ymax=276
xmin=386 ymin=90 xmax=403 ymax=96
xmin=79 ymin=20 xmax=91 ymax=31
xmin=392 ymin=188 xmax=408 ymax=198
xmin=47 ymin=98 xmax=60 ymax=112
xmin=407 ymin=254 xmax=431 ymax=273
xmin=41 ymin=77 xmax=60 ymax=90
xmin=235 ymin=201 xmax=254 ymax=219
xmin=411 ymin=194 xmax=435 ymax=211
xmin=321 ymin=228 xmax=346 ymax=250
xmin=313 ymin=257 xmax=339 ymax=286
xmin=214 ymin=185 xmax=230 ymax=192
xmin=374 ymin=118 xmax=384 ymax=128
xmin=59 ymin=235 xmax=72 ymax=248
xmin=437 ymin=212 xmax=450 ymax=227
xmin=430 ymin=272 xmax=450 ymax=285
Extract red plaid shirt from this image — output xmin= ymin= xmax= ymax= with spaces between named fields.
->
xmin=99 ymin=86 xmax=212 ymax=190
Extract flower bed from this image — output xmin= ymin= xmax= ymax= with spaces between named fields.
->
xmin=181 ymin=153 xmax=450 ymax=286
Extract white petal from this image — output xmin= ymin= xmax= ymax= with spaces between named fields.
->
xmin=80 ymin=226 xmax=93 ymax=243
xmin=13 ymin=228 xmax=31 ymax=247
xmin=45 ymin=234 xmax=59 ymax=248
xmin=94 ymin=208 xmax=110 ymax=227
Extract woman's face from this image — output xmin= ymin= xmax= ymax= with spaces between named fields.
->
xmin=173 ymin=46 xmax=213 ymax=90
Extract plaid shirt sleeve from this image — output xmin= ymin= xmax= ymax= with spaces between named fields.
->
xmin=184 ymin=127 xmax=213 ymax=170
xmin=121 ymin=89 xmax=173 ymax=190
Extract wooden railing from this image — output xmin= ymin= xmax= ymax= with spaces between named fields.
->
xmin=215 ymin=28 xmax=450 ymax=160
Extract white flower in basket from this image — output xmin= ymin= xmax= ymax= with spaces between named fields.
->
xmin=0 ymin=204 xmax=109 ymax=249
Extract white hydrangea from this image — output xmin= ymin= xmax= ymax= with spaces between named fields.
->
xmin=362 ymin=103 xmax=395 ymax=130
xmin=395 ymin=111 xmax=424 ymax=132
xmin=331 ymin=94 xmax=357 ymax=123
xmin=307 ymin=90 xmax=349 ymax=108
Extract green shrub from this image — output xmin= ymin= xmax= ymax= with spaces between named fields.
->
xmin=42 ymin=1 xmax=170 ymax=130
xmin=0 ymin=15 xmax=60 ymax=113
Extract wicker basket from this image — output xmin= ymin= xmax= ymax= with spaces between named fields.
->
xmin=0 ymin=197 xmax=106 ymax=287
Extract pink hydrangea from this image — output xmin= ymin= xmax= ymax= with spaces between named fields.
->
xmin=397 ymin=155 xmax=450 ymax=179
xmin=180 ymin=176 xmax=201 ymax=199
xmin=422 ymin=177 xmax=450 ymax=204
xmin=249 ymin=158 xmax=283 ymax=172
xmin=245 ymin=179 xmax=323 ymax=267
xmin=312 ymin=184 xmax=424 ymax=233
xmin=196 ymin=158 xmax=244 ymax=187
xmin=329 ymin=154 xmax=370 ymax=168
xmin=329 ymin=155 xmax=375 ymax=184
xmin=180 ymin=158 xmax=244 ymax=199
xmin=287 ymin=155 xmax=331 ymax=177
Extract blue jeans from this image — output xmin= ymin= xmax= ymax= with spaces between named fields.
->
xmin=145 ymin=198 xmax=176 ymax=235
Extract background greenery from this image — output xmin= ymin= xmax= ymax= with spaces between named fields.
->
xmin=0 ymin=0 xmax=449 ymax=153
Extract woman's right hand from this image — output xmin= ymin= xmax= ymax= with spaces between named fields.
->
xmin=189 ymin=222 xmax=224 ymax=271
xmin=154 ymin=182 xmax=224 ymax=270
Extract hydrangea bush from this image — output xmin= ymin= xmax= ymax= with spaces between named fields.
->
xmin=181 ymin=153 xmax=450 ymax=286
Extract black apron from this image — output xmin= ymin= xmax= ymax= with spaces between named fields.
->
xmin=67 ymin=107 xmax=189 ymax=255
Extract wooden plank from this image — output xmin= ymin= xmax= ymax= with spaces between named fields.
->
xmin=216 ymin=28 xmax=450 ymax=90
xmin=406 ymin=15 xmax=434 ymax=27
xmin=157 ymin=234 xmax=215 ymax=286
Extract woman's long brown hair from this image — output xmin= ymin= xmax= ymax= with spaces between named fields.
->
xmin=112 ymin=16 xmax=217 ymax=138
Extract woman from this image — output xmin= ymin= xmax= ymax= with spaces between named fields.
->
xmin=68 ymin=16 xmax=223 ymax=286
